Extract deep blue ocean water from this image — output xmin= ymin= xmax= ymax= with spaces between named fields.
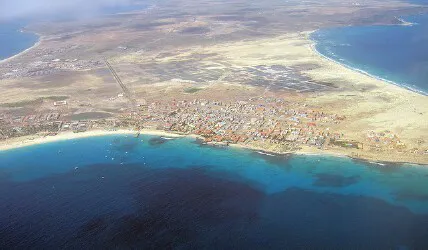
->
xmin=312 ymin=13 xmax=428 ymax=94
xmin=1 ymin=135 xmax=428 ymax=248
xmin=0 ymin=21 xmax=39 ymax=61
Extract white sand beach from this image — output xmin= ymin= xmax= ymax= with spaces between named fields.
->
xmin=0 ymin=129 xmax=183 ymax=151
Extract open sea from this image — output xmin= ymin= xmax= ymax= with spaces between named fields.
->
xmin=311 ymin=13 xmax=428 ymax=95
xmin=1 ymin=135 xmax=428 ymax=249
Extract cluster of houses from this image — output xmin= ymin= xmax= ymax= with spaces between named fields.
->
xmin=0 ymin=112 xmax=91 ymax=139
xmin=136 ymin=97 xmax=346 ymax=148
xmin=1 ymin=58 xmax=103 ymax=79
xmin=2 ymin=96 xmax=426 ymax=156
xmin=365 ymin=130 xmax=406 ymax=150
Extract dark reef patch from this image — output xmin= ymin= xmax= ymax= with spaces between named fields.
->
xmin=352 ymin=158 xmax=402 ymax=173
xmin=313 ymin=173 xmax=360 ymax=187
xmin=251 ymin=151 xmax=292 ymax=169
xmin=111 ymin=136 xmax=139 ymax=152
xmin=148 ymin=137 xmax=170 ymax=146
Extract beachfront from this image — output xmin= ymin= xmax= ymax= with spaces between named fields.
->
xmin=1 ymin=124 xmax=427 ymax=165
xmin=0 ymin=29 xmax=427 ymax=165
xmin=1 ymin=30 xmax=427 ymax=164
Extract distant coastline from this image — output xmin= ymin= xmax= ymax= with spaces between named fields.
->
xmin=309 ymin=22 xmax=428 ymax=96
xmin=0 ymin=26 xmax=40 ymax=64
xmin=0 ymin=38 xmax=40 ymax=64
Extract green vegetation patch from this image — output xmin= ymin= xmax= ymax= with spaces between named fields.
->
xmin=0 ymin=96 xmax=69 ymax=108
xmin=184 ymin=87 xmax=203 ymax=94
xmin=330 ymin=139 xmax=360 ymax=149
xmin=44 ymin=96 xmax=69 ymax=101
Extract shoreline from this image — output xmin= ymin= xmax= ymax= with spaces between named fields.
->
xmin=0 ymin=129 xmax=426 ymax=166
xmin=307 ymin=30 xmax=428 ymax=96
xmin=0 ymin=129 xmax=183 ymax=152
xmin=0 ymin=31 xmax=41 ymax=65
xmin=229 ymin=142 xmax=427 ymax=166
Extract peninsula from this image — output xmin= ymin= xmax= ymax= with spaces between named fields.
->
xmin=0 ymin=0 xmax=427 ymax=165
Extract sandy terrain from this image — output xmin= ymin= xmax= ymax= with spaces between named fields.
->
xmin=199 ymin=32 xmax=428 ymax=150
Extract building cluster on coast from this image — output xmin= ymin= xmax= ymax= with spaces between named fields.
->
xmin=0 ymin=112 xmax=89 ymax=139
xmin=0 ymin=43 xmax=103 ymax=79
xmin=136 ymin=97 xmax=345 ymax=151
xmin=1 ymin=97 xmax=427 ymax=158
xmin=0 ymin=58 xmax=103 ymax=79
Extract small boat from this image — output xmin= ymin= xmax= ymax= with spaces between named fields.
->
xmin=135 ymin=132 xmax=141 ymax=138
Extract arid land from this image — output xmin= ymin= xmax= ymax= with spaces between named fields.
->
xmin=0 ymin=0 xmax=427 ymax=164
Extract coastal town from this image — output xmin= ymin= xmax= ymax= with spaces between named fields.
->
xmin=2 ymin=0 xmax=428 ymax=248
xmin=1 ymin=95 xmax=426 ymax=163
xmin=0 ymin=0 xmax=427 ymax=167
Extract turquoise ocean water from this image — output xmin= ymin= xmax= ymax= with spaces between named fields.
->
xmin=2 ymin=1 xmax=428 ymax=247
xmin=312 ymin=13 xmax=428 ymax=94
xmin=1 ymin=135 xmax=428 ymax=248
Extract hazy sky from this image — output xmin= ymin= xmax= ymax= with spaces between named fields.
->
xmin=0 ymin=0 xmax=134 ymax=20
